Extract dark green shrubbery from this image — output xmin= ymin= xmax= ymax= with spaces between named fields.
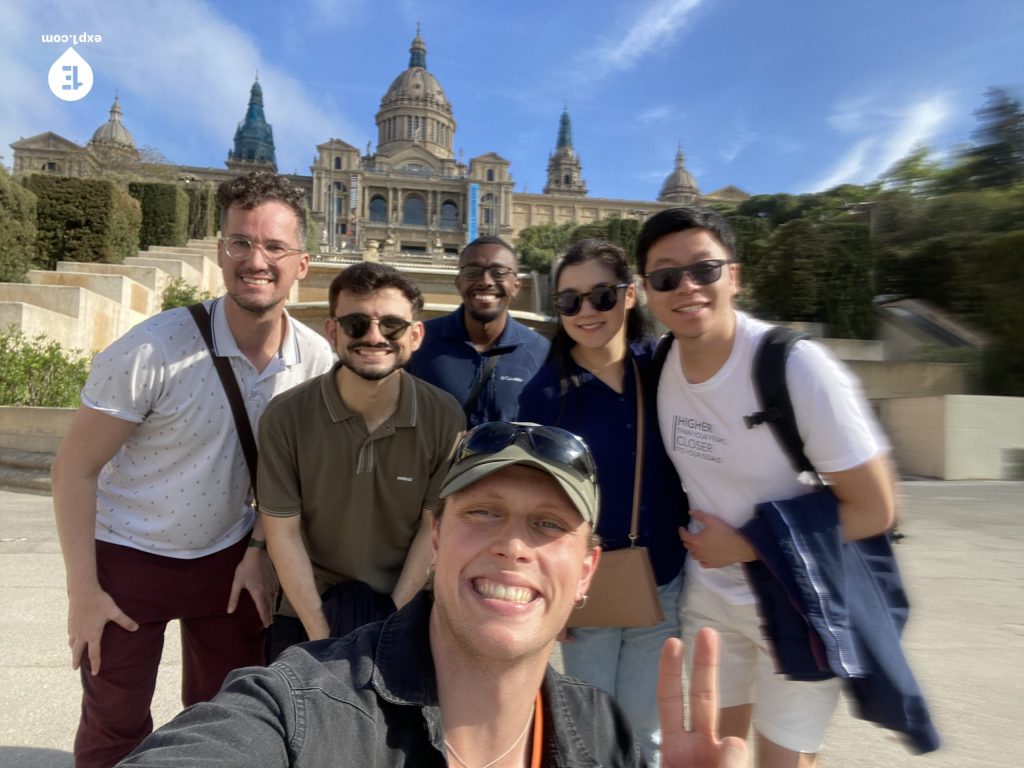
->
xmin=0 ymin=329 xmax=91 ymax=407
xmin=0 ymin=166 xmax=39 ymax=282
xmin=184 ymin=182 xmax=218 ymax=239
xmin=161 ymin=277 xmax=211 ymax=311
xmin=129 ymin=181 xmax=189 ymax=249
xmin=24 ymin=174 xmax=140 ymax=269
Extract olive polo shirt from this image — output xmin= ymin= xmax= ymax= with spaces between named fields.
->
xmin=257 ymin=363 xmax=465 ymax=611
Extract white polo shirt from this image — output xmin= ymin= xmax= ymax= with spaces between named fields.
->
xmin=82 ymin=297 xmax=334 ymax=558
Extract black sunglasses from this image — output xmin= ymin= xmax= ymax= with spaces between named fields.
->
xmin=458 ymin=264 xmax=516 ymax=282
xmin=453 ymin=422 xmax=597 ymax=483
xmin=554 ymin=283 xmax=630 ymax=316
xmin=644 ymin=260 xmax=733 ymax=292
xmin=333 ymin=313 xmax=412 ymax=341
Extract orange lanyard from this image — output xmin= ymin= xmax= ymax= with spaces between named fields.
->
xmin=529 ymin=692 xmax=543 ymax=768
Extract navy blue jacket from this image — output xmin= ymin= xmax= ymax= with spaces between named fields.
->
xmin=740 ymin=488 xmax=940 ymax=754
xmin=407 ymin=305 xmax=549 ymax=427
xmin=517 ymin=339 xmax=687 ymax=585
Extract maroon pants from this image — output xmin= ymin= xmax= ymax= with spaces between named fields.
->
xmin=74 ymin=536 xmax=265 ymax=768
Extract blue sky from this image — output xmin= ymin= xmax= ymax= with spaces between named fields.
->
xmin=2 ymin=0 xmax=1022 ymax=200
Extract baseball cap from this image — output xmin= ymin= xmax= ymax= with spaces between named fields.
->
xmin=439 ymin=422 xmax=600 ymax=528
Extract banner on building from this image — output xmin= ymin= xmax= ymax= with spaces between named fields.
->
xmin=468 ymin=183 xmax=480 ymax=242
xmin=350 ymin=175 xmax=359 ymax=210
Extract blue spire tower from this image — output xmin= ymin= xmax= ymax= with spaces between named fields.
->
xmin=544 ymin=107 xmax=586 ymax=196
xmin=227 ymin=74 xmax=277 ymax=171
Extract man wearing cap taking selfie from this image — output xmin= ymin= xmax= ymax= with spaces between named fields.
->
xmin=119 ymin=422 xmax=748 ymax=767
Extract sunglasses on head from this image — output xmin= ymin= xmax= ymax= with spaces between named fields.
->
xmin=453 ymin=422 xmax=597 ymax=483
xmin=644 ymin=259 xmax=734 ymax=292
xmin=333 ymin=313 xmax=412 ymax=340
xmin=554 ymin=283 xmax=630 ymax=316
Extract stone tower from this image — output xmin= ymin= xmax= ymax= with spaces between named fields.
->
xmin=543 ymin=108 xmax=587 ymax=196
xmin=87 ymin=95 xmax=140 ymax=164
xmin=374 ymin=26 xmax=456 ymax=160
xmin=657 ymin=144 xmax=699 ymax=203
xmin=227 ymin=75 xmax=277 ymax=172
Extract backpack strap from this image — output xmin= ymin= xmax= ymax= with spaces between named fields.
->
xmin=745 ymin=326 xmax=814 ymax=475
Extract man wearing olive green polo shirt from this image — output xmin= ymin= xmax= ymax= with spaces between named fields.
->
xmin=258 ymin=263 xmax=465 ymax=660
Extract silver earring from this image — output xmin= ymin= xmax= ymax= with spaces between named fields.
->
xmin=573 ymin=595 xmax=589 ymax=610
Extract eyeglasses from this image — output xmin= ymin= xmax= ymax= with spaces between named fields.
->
xmin=220 ymin=236 xmax=305 ymax=264
xmin=458 ymin=264 xmax=516 ymax=282
xmin=453 ymin=422 xmax=597 ymax=483
xmin=333 ymin=313 xmax=413 ymax=341
xmin=644 ymin=260 xmax=734 ymax=292
xmin=554 ymin=283 xmax=630 ymax=316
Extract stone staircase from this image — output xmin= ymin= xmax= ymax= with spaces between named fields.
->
xmin=0 ymin=240 xmax=223 ymax=493
xmin=0 ymin=238 xmax=224 ymax=353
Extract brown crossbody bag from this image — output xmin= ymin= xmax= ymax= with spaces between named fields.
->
xmin=567 ymin=359 xmax=664 ymax=628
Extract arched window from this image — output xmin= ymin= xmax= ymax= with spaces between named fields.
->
xmin=334 ymin=157 xmax=341 ymax=170
xmin=441 ymin=200 xmax=458 ymax=228
xmin=369 ymin=195 xmax=387 ymax=223
xmin=486 ymin=169 xmax=495 ymax=182
xmin=564 ymin=174 xmax=571 ymax=185
xmin=403 ymin=195 xmax=426 ymax=226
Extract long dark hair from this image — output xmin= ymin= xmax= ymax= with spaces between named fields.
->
xmin=548 ymin=238 xmax=652 ymax=399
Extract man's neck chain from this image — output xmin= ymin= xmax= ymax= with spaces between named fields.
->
xmin=443 ymin=703 xmax=535 ymax=768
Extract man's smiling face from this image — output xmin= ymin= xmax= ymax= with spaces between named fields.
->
xmin=218 ymin=201 xmax=308 ymax=317
xmin=327 ymin=287 xmax=423 ymax=382
xmin=455 ymin=243 xmax=521 ymax=325
xmin=429 ymin=464 xmax=598 ymax=665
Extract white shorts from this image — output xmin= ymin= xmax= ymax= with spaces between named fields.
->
xmin=680 ymin=576 xmax=841 ymax=753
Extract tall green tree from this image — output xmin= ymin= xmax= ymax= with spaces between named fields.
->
xmin=966 ymin=87 xmax=1024 ymax=189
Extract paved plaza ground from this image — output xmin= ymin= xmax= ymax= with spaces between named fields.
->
xmin=1 ymin=480 xmax=1021 ymax=767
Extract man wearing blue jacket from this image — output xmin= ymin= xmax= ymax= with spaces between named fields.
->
xmin=407 ymin=237 xmax=549 ymax=426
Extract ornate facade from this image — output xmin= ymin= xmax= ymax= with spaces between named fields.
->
xmin=9 ymin=30 xmax=748 ymax=254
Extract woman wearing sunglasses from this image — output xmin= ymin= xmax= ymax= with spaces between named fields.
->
xmin=517 ymin=238 xmax=686 ymax=765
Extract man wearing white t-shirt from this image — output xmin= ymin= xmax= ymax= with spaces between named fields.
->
xmin=51 ymin=172 xmax=334 ymax=768
xmin=635 ymin=206 xmax=894 ymax=768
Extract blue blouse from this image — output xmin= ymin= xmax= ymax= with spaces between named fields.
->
xmin=516 ymin=339 xmax=687 ymax=585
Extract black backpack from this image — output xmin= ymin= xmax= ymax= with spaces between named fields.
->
xmin=743 ymin=326 xmax=813 ymax=474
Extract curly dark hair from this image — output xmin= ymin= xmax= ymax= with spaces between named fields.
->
xmin=328 ymin=262 xmax=424 ymax=316
xmin=217 ymin=172 xmax=308 ymax=245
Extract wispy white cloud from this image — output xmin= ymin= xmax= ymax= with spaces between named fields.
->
xmin=0 ymin=0 xmax=362 ymax=173
xmin=807 ymin=93 xmax=953 ymax=190
xmin=637 ymin=105 xmax=672 ymax=124
xmin=572 ymin=0 xmax=706 ymax=87
xmin=719 ymin=129 xmax=757 ymax=164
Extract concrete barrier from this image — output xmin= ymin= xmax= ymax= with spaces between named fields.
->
xmin=878 ymin=395 xmax=1024 ymax=479
xmin=0 ymin=407 xmax=75 ymax=455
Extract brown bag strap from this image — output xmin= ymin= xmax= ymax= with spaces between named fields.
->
xmin=629 ymin=358 xmax=644 ymax=546
xmin=187 ymin=302 xmax=260 ymax=508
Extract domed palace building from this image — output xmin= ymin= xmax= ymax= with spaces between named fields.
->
xmin=10 ymin=29 xmax=748 ymax=256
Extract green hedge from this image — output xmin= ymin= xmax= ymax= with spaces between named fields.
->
xmin=0 ymin=329 xmax=91 ymax=407
xmin=129 ymin=181 xmax=189 ymax=250
xmin=24 ymin=174 xmax=141 ymax=269
xmin=184 ymin=183 xmax=217 ymax=239
xmin=0 ymin=166 xmax=39 ymax=282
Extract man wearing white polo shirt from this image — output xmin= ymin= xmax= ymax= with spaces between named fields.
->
xmin=51 ymin=172 xmax=334 ymax=768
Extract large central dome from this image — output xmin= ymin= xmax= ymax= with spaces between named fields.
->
xmin=375 ymin=29 xmax=456 ymax=161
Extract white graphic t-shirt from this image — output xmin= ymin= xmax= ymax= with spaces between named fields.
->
xmin=657 ymin=312 xmax=885 ymax=604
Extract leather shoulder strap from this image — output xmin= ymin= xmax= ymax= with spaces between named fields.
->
xmin=187 ymin=303 xmax=259 ymax=496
